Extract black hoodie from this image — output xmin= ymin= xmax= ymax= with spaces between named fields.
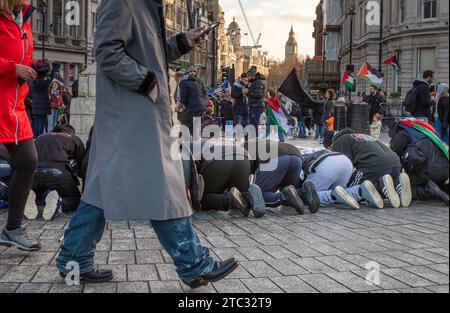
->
xmin=332 ymin=128 xmax=401 ymax=173
xmin=34 ymin=125 xmax=86 ymax=172
xmin=412 ymin=79 xmax=432 ymax=118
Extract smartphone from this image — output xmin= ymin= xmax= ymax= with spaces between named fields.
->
xmin=199 ymin=22 xmax=220 ymax=37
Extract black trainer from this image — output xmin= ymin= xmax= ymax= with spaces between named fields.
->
xmin=300 ymin=181 xmax=321 ymax=214
xmin=227 ymin=187 xmax=251 ymax=217
xmin=183 ymin=258 xmax=239 ymax=289
xmin=425 ymin=180 xmax=449 ymax=206
xmin=243 ymin=184 xmax=266 ymax=218
xmin=60 ymin=269 xmax=113 ymax=284
xmin=281 ymin=185 xmax=306 ymax=215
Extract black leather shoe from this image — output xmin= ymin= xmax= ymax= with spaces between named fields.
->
xmin=281 ymin=185 xmax=306 ymax=215
xmin=183 ymin=258 xmax=239 ymax=289
xmin=425 ymin=181 xmax=449 ymax=206
xmin=60 ymin=269 xmax=113 ymax=284
xmin=301 ymin=181 xmax=321 ymax=214
xmin=227 ymin=188 xmax=251 ymax=217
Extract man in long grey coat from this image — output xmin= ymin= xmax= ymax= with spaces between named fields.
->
xmin=56 ymin=0 xmax=238 ymax=288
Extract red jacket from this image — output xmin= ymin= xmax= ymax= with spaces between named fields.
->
xmin=0 ymin=4 xmax=35 ymax=144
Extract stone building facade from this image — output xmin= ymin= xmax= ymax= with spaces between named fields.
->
xmin=30 ymin=0 xmax=99 ymax=86
xmin=339 ymin=0 xmax=449 ymax=98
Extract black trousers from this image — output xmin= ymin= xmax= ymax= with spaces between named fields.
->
xmin=3 ymin=139 xmax=38 ymax=230
xmin=32 ymin=168 xmax=81 ymax=213
xmin=349 ymin=166 xmax=402 ymax=193
xmin=410 ymin=174 xmax=450 ymax=200
xmin=200 ymin=160 xmax=251 ymax=211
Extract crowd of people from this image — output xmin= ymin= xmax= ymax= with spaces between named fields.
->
xmin=0 ymin=0 xmax=448 ymax=289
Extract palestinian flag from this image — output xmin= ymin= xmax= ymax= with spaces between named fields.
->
xmin=267 ymin=98 xmax=289 ymax=136
xmin=358 ymin=62 xmax=383 ymax=87
xmin=401 ymin=119 xmax=449 ymax=159
xmin=341 ymin=68 xmax=355 ymax=90
xmin=384 ymin=55 xmax=402 ymax=73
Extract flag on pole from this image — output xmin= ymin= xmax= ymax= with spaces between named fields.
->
xmin=358 ymin=62 xmax=383 ymax=87
xmin=384 ymin=55 xmax=402 ymax=73
xmin=341 ymin=68 xmax=355 ymax=90
xmin=267 ymin=98 xmax=290 ymax=135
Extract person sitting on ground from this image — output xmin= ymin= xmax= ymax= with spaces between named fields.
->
xmin=247 ymin=140 xmax=320 ymax=215
xmin=300 ymin=144 xmax=384 ymax=210
xmin=325 ymin=129 xmax=412 ymax=209
xmin=25 ymin=125 xmax=86 ymax=221
xmin=387 ymin=119 xmax=449 ymax=206
xmin=370 ymin=113 xmax=383 ymax=140
xmin=184 ymin=141 xmax=266 ymax=218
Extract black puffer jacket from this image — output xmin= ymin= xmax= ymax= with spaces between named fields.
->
xmin=29 ymin=75 xmax=53 ymax=116
xmin=247 ymin=74 xmax=266 ymax=108
xmin=390 ymin=126 xmax=449 ymax=184
xmin=412 ymin=79 xmax=432 ymax=119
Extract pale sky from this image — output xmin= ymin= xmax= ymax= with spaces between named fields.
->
xmin=219 ymin=0 xmax=317 ymax=60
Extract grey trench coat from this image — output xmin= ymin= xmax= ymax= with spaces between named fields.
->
xmin=82 ymin=0 xmax=193 ymax=220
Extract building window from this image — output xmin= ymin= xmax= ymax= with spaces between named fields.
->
xmin=422 ymin=0 xmax=437 ymax=19
xmin=418 ymin=48 xmax=436 ymax=77
xmin=398 ymin=0 xmax=405 ymax=24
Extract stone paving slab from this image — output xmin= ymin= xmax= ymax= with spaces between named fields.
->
xmin=0 ymin=200 xmax=448 ymax=293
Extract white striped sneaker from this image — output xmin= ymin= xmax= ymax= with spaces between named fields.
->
xmin=42 ymin=191 xmax=59 ymax=221
xmin=24 ymin=191 xmax=39 ymax=220
xmin=396 ymin=173 xmax=412 ymax=208
xmin=381 ymin=175 xmax=400 ymax=209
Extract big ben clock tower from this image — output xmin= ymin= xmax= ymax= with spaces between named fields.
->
xmin=285 ymin=26 xmax=298 ymax=65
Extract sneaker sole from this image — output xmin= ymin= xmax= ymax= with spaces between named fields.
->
xmin=398 ymin=173 xmax=412 ymax=207
xmin=361 ymin=181 xmax=384 ymax=209
xmin=283 ymin=186 xmax=306 ymax=215
xmin=383 ymin=175 xmax=401 ymax=209
xmin=333 ymin=186 xmax=360 ymax=210
xmin=248 ymin=184 xmax=266 ymax=218
xmin=24 ymin=193 xmax=39 ymax=220
xmin=43 ymin=191 xmax=59 ymax=221
xmin=303 ymin=182 xmax=321 ymax=214
xmin=229 ymin=188 xmax=250 ymax=217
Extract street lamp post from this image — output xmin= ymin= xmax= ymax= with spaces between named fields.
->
xmin=322 ymin=31 xmax=328 ymax=91
xmin=38 ymin=1 xmax=48 ymax=62
xmin=346 ymin=7 xmax=356 ymax=102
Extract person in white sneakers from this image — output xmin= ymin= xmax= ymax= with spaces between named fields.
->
xmin=325 ymin=129 xmax=412 ymax=209
xmin=25 ymin=125 xmax=85 ymax=221
xmin=300 ymin=147 xmax=384 ymax=210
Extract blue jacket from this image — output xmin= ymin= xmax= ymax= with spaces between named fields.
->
xmin=231 ymin=81 xmax=248 ymax=116
xmin=29 ymin=75 xmax=53 ymax=116
xmin=179 ymin=77 xmax=206 ymax=113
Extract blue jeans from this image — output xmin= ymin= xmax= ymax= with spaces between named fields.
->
xmin=56 ymin=202 xmax=214 ymax=282
xmin=0 ymin=161 xmax=12 ymax=182
xmin=298 ymin=119 xmax=307 ymax=138
xmin=254 ymin=155 xmax=302 ymax=207
xmin=315 ymin=124 xmax=325 ymax=140
xmin=249 ymin=107 xmax=264 ymax=137
xmin=31 ymin=115 xmax=47 ymax=138
xmin=266 ymin=124 xmax=285 ymax=142
xmin=48 ymin=109 xmax=59 ymax=132
xmin=435 ymin=119 xmax=449 ymax=145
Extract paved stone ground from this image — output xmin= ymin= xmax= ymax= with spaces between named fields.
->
xmin=0 ymin=201 xmax=448 ymax=293
xmin=0 ymin=136 xmax=448 ymax=293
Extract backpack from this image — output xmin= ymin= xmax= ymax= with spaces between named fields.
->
xmin=403 ymin=87 xmax=419 ymax=114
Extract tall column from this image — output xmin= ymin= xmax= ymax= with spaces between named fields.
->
xmin=63 ymin=63 xmax=71 ymax=87
xmin=80 ymin=0 xmax=87 ymax=42
xmin=46 ymin=0 xmax=53 ymax=34
xmin=62 ymin=0 xmax=70 ymax=38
